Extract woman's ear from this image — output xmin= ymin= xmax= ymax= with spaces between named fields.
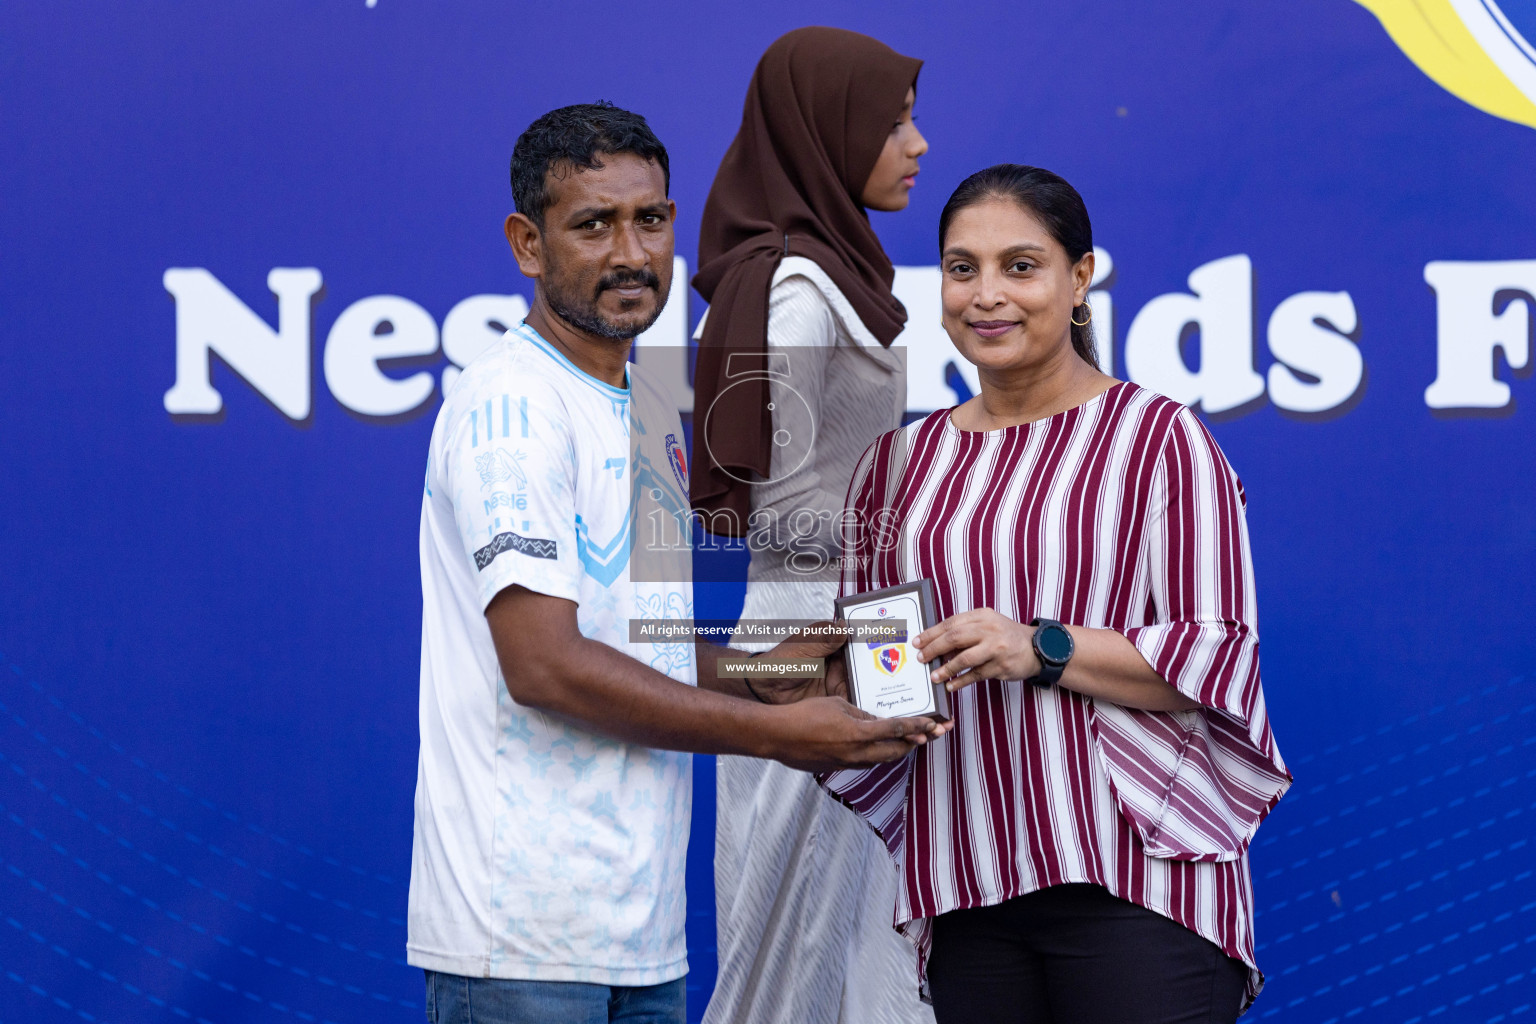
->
xmin=1072 ymin=249 xmax=1096 ymax=305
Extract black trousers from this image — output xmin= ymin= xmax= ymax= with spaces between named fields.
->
xmin=927 ymin=884 xmax=1248 ymax=1024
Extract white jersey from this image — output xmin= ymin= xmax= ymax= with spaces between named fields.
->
xmin=408 ymin=321 xmax=695 ymax=986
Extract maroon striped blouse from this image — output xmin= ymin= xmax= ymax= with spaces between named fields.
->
xmin=821 ymin=382 xmax=1291 ymax=1011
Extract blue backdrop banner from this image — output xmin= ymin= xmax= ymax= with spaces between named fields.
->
xmin=2 ymin=2 xmax=1534 ymax=1021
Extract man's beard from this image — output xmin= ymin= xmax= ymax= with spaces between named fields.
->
xmin=545 ymin=265 xmax=665 ymax=340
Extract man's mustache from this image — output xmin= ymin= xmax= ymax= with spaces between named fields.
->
xmin=597 ymin=269 xmax=661 ymax=294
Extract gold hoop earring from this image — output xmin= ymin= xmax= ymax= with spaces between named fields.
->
xmin=1071 ymin=301 xmax=1093 ymax=327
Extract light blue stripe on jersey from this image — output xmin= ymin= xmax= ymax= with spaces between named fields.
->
xmin=510 ymin=322 xmax=631 ymax=398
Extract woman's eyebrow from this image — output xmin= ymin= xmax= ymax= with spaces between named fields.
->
xmin=943 ymin=243 xmax=1050 ymax=261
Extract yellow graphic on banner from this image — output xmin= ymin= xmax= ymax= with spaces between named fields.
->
xmin=1354 ymin=0 xmax=1536 ymax=128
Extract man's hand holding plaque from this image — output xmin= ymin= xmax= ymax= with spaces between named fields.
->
xmin=833 ymin=580 xmax=952 ymax=723
xmin=732 ymin=620 xmax=951 ymax=764
xmin=740 ymin=621 xmax=855 ymax=705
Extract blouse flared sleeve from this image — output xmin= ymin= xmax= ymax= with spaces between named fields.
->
xmin=1092 ymin=406 xmax=1292 ymax=862
xmin=817 ymin=435 xmax=914 ymax=859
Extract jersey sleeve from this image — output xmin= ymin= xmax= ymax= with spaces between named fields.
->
xmin=1096 ymin=407 xmax=1292 ymax=861
xmin=442 ymin=378 xmax=583 ymax=611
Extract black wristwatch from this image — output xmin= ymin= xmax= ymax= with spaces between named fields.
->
xmin=1026 ymin=618 xmax=1074 ymax=687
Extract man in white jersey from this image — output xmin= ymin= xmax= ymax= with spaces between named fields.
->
xmin=408 ymin=103 xmax=947 ymax=1024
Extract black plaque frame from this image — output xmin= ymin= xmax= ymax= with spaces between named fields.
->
xmin=833 ymin=579 xmax=951 ymax=723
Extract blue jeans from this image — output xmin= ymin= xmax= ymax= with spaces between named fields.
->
xmin=423 ymin=970 xmax=687 ymax=1024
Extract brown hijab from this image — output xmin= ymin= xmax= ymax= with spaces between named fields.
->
xmin=690 ymin=26 xmax=922 ymax=531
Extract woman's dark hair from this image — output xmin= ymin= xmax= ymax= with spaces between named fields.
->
xmin=510 ymin=101 xmax=670 ymax=227
xmin=938 ymin=164 xmax=1098 ymax=369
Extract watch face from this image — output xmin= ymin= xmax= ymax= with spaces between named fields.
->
xmin=1037 ymin=624 xmax=1074 ymax=664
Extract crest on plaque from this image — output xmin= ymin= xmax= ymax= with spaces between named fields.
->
xmin=872 ymin=644 xmax=906 ymax=675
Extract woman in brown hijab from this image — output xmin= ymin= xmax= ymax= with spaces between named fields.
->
xmin=693 ymin=27 xmax=933 ymax=1024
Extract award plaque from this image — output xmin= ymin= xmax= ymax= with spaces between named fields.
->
xmin=833 ymin=579 xmax=951 ymax=723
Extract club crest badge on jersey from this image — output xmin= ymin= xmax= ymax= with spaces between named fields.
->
xmin=665 ymin=433 xmax=688 ymax=491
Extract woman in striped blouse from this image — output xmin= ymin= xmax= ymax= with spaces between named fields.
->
xmin=822 ymin=165 xmax=1292 ymax=1023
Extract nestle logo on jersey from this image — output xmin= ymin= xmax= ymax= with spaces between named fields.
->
xmin=474 ymin=530 xmax=557 ymax=570
xmin=483 ymin=492 xmax=527 ymax=514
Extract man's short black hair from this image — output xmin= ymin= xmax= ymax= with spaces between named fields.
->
xmin=510 ymin=102 xmax=670 ymax=227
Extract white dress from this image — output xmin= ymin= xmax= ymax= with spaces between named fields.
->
xmin=703 ymin=258 xmax=935 ymax=1024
